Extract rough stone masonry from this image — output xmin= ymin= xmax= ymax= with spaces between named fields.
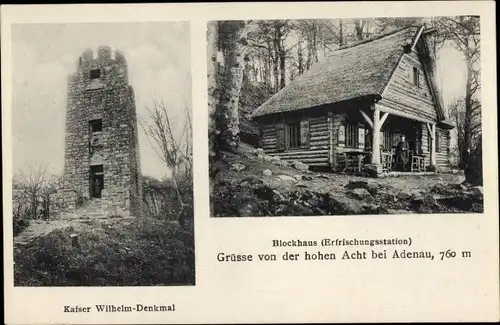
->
xmin=51 ymin=46 xmax=143 ymax=218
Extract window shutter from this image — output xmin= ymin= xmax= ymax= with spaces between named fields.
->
xmin=300 ymin=118 xmax=310 ymax=148
xmin=338 ymin=125 xmax=345 ymax=147
xmin=276 ymin=121 xmax=285 ymax=152
xmin=358 ymin=126 xmax=365 ymax=149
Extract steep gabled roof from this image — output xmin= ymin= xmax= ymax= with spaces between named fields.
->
xmin=252 ymin=26 xmax=423 ymax=118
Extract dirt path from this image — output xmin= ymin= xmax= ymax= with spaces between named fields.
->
xmin=14 ymin=211 xmax=135 ymax=246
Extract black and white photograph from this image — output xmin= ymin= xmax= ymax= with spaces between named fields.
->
xmin=11 ymin=22 xmax=195 ymax=286
xmin=208 ymin=17 xmax=483 ymax=217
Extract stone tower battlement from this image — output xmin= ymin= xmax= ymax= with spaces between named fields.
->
xmin=54 ymin=46 xmax=143 ymax=218
xmin=69 ymin=46 xmax=129 ymax=91
xmin=78 ymin=46 xmax=126 ymax=63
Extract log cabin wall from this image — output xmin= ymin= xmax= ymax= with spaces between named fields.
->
xmin=259 ymin=121 xmax=278 ymax=152
xmin=258 ymin=112 xmax=330 ymax=167
xmin=435 ymin=128 xmax=451 ymax=168
xmin=421 ymin=124 xmax=451 ymax=169
xmin=257 ymin=109 xmax=450 ymax=170
xmin=378 ymin=46 xmax=438 ymax=122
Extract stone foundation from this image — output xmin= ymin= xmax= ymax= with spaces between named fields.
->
xmin=49 ymin=189 xmax=82 ymax=218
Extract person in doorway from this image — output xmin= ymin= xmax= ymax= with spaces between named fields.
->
xmin=395 ymin=134 xmax=410 ymax=171
xmin=94 ymin=178 xmax=101 ymax=198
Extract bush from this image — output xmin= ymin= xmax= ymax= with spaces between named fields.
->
xmin=142 ymin=175 xmax=193 ymax=223
xmin=13 ymin=217 xmax=30 ymax=237
xmin=465 ymin=138 xmax=483 ymax=186
xmin=238 ymin=80 xmax=274 ymax=147
xmin=14 ymin=219 xmax=195 ymax=286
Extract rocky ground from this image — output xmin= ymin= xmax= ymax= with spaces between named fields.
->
xmin=14 ymin=217 xmax=195 ymax=286
xmin=211 ymin=143 xmax=484 ymax=217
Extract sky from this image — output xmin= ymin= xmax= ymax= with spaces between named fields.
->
xmin=12 ymin=22 xmax=191 ymax=179
xmin=435 ymin=45 xmax=468 ymax=109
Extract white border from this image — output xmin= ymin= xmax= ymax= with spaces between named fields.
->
xmin=2 ymin=2 xmax=498 ymax=324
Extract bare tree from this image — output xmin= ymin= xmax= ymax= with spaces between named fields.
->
xmin=372 ymin=17 xmax=425 ymax=34
xmin=353 ymin=19 xmax=375 ymax=40
xmin=140 ymin=99 xmax=192 ymax=220
xmin=448 ymin=98 xmax=466 ymax=165
xmin=12 ymin=175 xmax=31 ymax=221
xmin=17 ymin=162 xmax=47 ymax=219
xmin=431 ymin=16 xmax=481 ymax=169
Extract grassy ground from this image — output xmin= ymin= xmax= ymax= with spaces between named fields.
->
xmin=14 ymin=218 xmax=195 ymax=286
xmin=211 ymin=143 xmax=483 ymax=217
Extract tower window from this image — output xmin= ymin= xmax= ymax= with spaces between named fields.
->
xmin=89 ymin=119 xmax=102 ymax=133
xmin=90 ymin=68 xmax=101 ymax=79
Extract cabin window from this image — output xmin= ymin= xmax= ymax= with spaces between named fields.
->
xmin=89 ymin=119 xmax=102 ymax=133
xmin=345 ymin=122 xmax=359 ymax=148
xmin=90 ymin=68 xmax=101 ymax=79
xmin=286 ymin=122 xmax=301 ymax=149
xmin=412 ymin=67 xmax=420 ymax=88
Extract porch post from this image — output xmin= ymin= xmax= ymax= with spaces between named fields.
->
xmin=371 ymin=104 xmax=381 ymax=164
xmin=430 ymin=123 xmax=436 ymax=166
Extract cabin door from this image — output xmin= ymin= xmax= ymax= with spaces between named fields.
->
xmin=90 ymin=165 xmax=104 ymax=199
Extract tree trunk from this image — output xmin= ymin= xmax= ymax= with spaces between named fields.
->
xmin=306 ymin=28 xmax=313 ymax=70
xmin=266 ymin=43 xmax=273 ymax=89
xmin=272 ymin=35 xmax=280 ymax=92
xmin=462 ymin=51 xmax=474 ymax=169
xmin=313 ymin=25 xmax=319 ymax=63
xmin=207 ymin=21 xmax=219 ymax=216
xmin=207 ymin=21 xmax=218 ymax=165
xmin=355 ymin=20 xmax=365 ymax=40
xmin=465 ymin=137 xmax=482 ymax=186
xmin=278 ymin=38 xmax=286 ymax=89
xmin=462 ymin=48 xmax=483 ymax=187
xmin=31 ymin=192 xmax=37 ymax=219
xmin=297 ymin=35 xmax=304 ymax=74
xmin=339 ymin=19 xmax=344 ymax=46
xmin=218 ymin=21 xmax=248 ymax=152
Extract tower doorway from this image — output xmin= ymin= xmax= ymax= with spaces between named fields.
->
xmin=90 ymin=165 xmax=104 ymax=198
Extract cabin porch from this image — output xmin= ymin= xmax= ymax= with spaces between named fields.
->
xmin=257 ymin=102 xmax=450 ymax=176
xmin=333 ymin=103 xmax=443 ymax=175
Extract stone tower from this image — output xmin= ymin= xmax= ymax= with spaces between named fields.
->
xmin=59 ymin=45 xmax=142 ymax=217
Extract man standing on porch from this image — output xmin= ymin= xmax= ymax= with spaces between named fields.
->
xmin=395 ymin=134 xmax=410 ymax=171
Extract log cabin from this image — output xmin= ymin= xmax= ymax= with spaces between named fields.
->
xmin=251 ymin=26 xmax=455 ymax=175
